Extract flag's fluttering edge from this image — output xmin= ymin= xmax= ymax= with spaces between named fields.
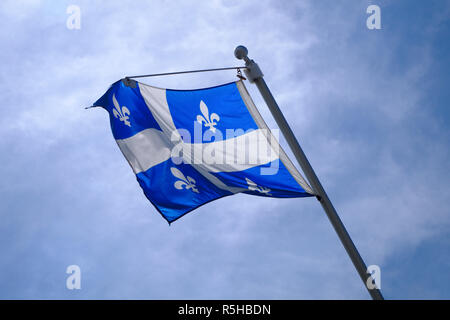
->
xmin=93 ymin=79 xmax=314 ymax=223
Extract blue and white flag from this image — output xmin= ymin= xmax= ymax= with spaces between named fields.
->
xmin=93 ymin=79 xmax=314 ymax=223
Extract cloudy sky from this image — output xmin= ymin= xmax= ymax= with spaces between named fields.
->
xmin=0 ymin=0 xmax=449 ymax=299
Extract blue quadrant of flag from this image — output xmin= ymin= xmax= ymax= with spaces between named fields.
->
xmin=93 ymin=79 xmax=314 ymax=223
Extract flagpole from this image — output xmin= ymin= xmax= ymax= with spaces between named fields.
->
xmin=235 ymin=45 xmax=383 ymax=300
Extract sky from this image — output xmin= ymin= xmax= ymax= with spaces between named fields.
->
xmin=0 ymin=0 xmax=449 ymax=299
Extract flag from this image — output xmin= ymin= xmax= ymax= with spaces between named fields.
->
xmin=93 ymin=78 xmax=314 ymax=223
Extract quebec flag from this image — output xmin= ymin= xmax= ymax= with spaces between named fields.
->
xmin=93 ymin=78 xmax=314 ymax=223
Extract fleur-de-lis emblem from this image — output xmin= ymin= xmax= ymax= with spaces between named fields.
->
xmin=112 ymin=94 xmax=131 ymax=127
xmin=245 ymin=178 xmax=271 ymax=195
xmin=171 ymin=167 xmax=199 ymax=193
xmin=197 ymin=100 xmax=220 ymax=132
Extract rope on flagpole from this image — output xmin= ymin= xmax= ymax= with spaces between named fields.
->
xmin=125 ymin=66 xmax=247 ymax=79
xmin=85 ymin=67 xmax=248 ymax=109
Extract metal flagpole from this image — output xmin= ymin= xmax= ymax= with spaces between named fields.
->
xmin=234 ymin=45 xmax=384 ymax=300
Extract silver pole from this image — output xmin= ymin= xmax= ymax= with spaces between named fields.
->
xmin=235 ymin=45 xmax=384 ymax=300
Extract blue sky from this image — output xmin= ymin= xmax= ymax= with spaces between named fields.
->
xmin=0 ymin=0 xmax=449 ymax=299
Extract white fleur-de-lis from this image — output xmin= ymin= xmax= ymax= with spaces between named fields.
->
xmin=197 ymin=100 xmax=220 ymax=133
xmin=171 ymin=167 xmax=199 ymax=193
xmin=112 ymin=94 xmax=131 ymax=127
xmin=245 ymin=178 xmax=271 ymax=195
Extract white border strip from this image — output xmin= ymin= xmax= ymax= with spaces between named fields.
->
xmin=236 ymin=81 xmax=314 ymax=195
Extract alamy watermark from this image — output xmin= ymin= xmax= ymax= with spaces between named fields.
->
xmin=66 ymin=5 xmax=81 ymax=30
xmin=66 ymin=265 xmax=81 ymax=290
xmin=366 ymin=5 xmax=381 ymax=30
xmin=168 ymin=124 xmax=281 ymax=176
xmin=366 ymin=264 xmax=381 ymax=290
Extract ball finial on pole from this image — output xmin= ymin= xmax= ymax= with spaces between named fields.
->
xmin=234 ymin=45 xmax=248 ymax=60
xmin=234 ymin=45 xmax=263 ymax=82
